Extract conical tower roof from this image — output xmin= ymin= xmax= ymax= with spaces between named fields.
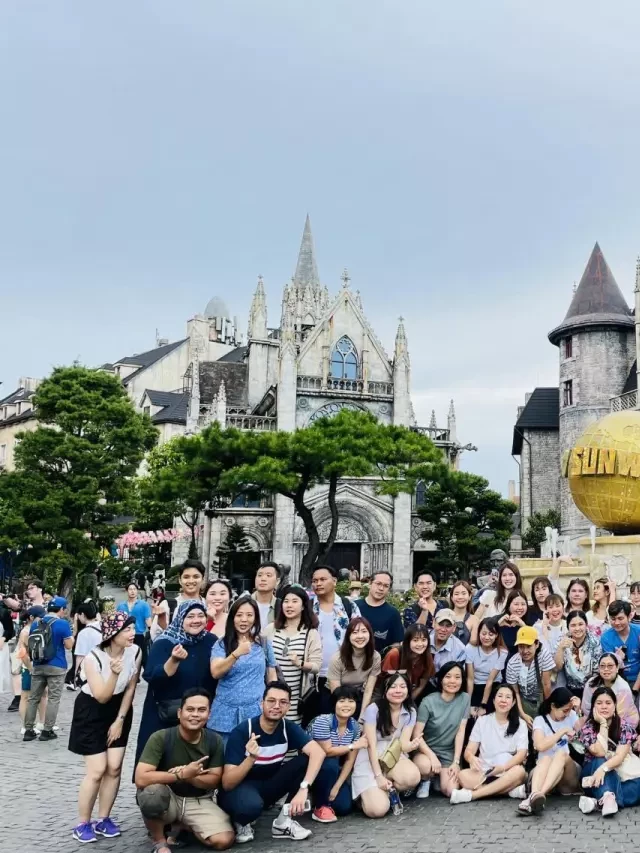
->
xmin=293 ymin=214 xmax=320 ymax=290
xmin=549 ymin=242 xmax=633 ymax=345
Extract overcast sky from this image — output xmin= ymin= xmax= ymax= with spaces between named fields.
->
xmin=2 ymin=1 xmax=640 ymax=494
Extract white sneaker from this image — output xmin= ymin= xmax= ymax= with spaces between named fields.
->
xmin=450 ymin=788 xmax=473 ymax=804
xmin=508 ymin=785 xmax=527 ymax=799
xmin=20 ymin=727 xmax=26 ymax=735
xmin=601 ymin=792 xmax=618 ymax=817
xmin=234 ymin=824 xmax=254 ymax=844
xmin=579 ymin=796 xmax=598 ymax=814
xmin=272 ymin=817 xmax=312 ymax=840
xmin=416 ymin=780 xmax=431 ymax=799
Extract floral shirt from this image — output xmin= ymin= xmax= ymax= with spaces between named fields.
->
xmin=578 ymin=719 xmax=636 ymax=753
xmin=310 ymin=594 xmax=360 ymax=645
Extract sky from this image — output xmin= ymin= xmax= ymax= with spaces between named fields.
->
xmin=2 ymin=1 xmax=640 ymax=495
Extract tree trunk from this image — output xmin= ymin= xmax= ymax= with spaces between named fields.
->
xmin=297 ymin=494 xmax=321 ymax=587
xmin=317 ymin=474 xmax=339 ymax=565
xmin=58 ymin=565 xmax=74 ymax=601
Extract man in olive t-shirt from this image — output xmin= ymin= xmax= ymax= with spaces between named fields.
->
xmin=135 ymin=688 xmax=234 ymax=852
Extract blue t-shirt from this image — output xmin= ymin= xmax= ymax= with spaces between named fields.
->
xmin=29 ymin=616 xmax=72 ymax=669
xmin=117 ymin=599 xmax=152 ymax=634
xmin=225 ymin=715 xmax=310 ymax=781
xmin=356 ymin=599 xmax=404 ymax=654
xmin=601 ymin=623 xmax=640 ymax=684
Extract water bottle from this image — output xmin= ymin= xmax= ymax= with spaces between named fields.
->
xmin=389 ymin=786 xmax=403 ymax=816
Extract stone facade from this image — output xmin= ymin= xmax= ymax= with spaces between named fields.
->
xmin=514 ymin=243 xmax=640 ymax=551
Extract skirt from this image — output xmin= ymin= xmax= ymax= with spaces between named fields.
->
xmin=68 ymin=690 xmax=133 ymax=756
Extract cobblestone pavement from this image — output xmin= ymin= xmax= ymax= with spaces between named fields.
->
xmin=4 ymin=681 xmax=640 ymax=853
xmin=2 ymin=582 xmax=638 ymax=853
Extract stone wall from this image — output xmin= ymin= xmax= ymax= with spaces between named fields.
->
xmin=519 ymin=427 xmax=560 ymax=532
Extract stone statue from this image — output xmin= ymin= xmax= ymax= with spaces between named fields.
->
xmin=489 ymin=549 xmax=508 ymax=571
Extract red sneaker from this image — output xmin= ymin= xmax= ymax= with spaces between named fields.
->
xmin=312 ymin=806 xmax=337 ymax=823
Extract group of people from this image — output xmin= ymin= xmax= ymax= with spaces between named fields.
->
xmin=9 ymin=555 xmax=640 ymax=850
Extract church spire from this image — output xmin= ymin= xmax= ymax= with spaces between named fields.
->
xmin=429 ymin=410 xmax=437 ymax=430
xmin=394 ymin=317 xmax=410 ymax=366
xmin=293 ymin=214 xmax=320 ymax=290
xmin=448 ymin=399 xmax=457 ymax=441
xmin=248 ymin=275 xmax=268 ymax=340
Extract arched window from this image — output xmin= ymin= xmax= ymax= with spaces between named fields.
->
xmin=330 ymin=336 xmax=358 ymax=380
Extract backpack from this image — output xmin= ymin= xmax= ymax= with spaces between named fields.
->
xmin=28 ymin=616 xmax=57 ymax=664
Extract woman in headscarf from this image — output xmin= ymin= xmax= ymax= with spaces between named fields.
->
xmin=134 ymin=600 xmax=217 ymax=765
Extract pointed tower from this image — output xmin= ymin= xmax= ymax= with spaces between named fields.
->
xmin=447 ymin=399 xmax=457 ymax=442
xmin=186 ymin=348 xmax=200 ymax=433
xmin=429 ymin=410 xmax=437 ymax=430
xmin=215 ymin=381 xmax=227 ymax=427
xmin=549 ymin=243 xmax=635 ymax=539
xmin=247 ymin=276 xmax=271 ymax=408
xmin=248 ymin=276 xmax=268 ymax=341
xmin=392 ymin=317 xmax=411 ymax=427
xmin=293 ymin=214 xmax=320 ymax=291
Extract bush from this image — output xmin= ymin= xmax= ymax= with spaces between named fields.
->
xmin=101 ymin=557 xmax=133 ymax=588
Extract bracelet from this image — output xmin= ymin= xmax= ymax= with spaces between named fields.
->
xmin=452 ymin=758 xmax=460 ymax=765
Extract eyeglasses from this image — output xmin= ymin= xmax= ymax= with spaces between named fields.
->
xmin=264 ymin=699 xmax=290 ymax=707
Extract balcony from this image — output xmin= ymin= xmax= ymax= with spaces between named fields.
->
xmin=226 ymin=414 xmax=277 ymax=431
xmin=296 ymin=375 xmax=394 ymax=398
xmin=610 ymin=390 xmax=637 ymax=412
xmin=412 ymin=425 xmax=451 ymax=443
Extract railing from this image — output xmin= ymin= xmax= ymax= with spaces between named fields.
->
xmin=610 ymin=390 xmax=638 ymax=412
xmin=412 ymin=425 xmax=451 ymax=443
xmin=296 ymin=375 xmax=394 ymax=397
xmin=226 ymin=414 xmax=277 ymax=431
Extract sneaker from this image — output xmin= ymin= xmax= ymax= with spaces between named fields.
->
xmin=272 ymin=818 xmax=312 ymax=840
xmin=23 ymin=729 xmax=37 ymax=742
xmin=601 ymin=792 xmax=618 ymax=817
xmin=66 ymin=684 xmax=77 ymax=691
xmin=36 ymin=723 xmax=59 ymax=732
xmin=39 ymin=729 xmax=58 ymax=741
xmin=234 ymin=824 xmax=254 ymax=844
xmin=95 ymin=817 xmax=121 ymax=838
xmin=450 ymin=788 xmax=473 ymax=805
xmin=508 ymin=785 xmax=527 ymax=799
xmin=312 ymin=806 xmax=337 ymax=823
xmin=416 ymin=780 xmax=431 ymax=799
xmin=7 ymin=696 xmax=20 ymax=712
xmin=72 ymin=822 xmax=97 ymax=844
xmin=579 ymin=796 xmax=598 ymax=814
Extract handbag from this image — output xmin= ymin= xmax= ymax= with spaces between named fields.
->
xmin=297 ymin=630 xmax=316 ymax=717
xmin=543 ymin=715 xmax=584 ymax=766
xmin=157 ymin=698 xmax=182 ymax=725
xmin=617 ymin=751 xmax=640 ymax=782
xmin=379 ymin=738 xmax=403 ymax=774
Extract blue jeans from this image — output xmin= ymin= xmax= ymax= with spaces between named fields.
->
xmin=313 ymin=758 xmax=352 ymax=815
xmin=582 ymin=757 xmax=640 ymax=808
xmin=218 ymin=754 xmax=340 ymax=825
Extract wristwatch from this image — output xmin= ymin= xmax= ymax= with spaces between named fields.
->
xmin=299 ymin=780 xmax=310 ymax=790
xmin=348 ymin=744 xmax=354 ymax=752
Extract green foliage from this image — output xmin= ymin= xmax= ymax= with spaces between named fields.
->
xmin=217 ymin=410 xmax=446 ymax=582
xmin=101 ymin=556 xmax=133 ymax=587
xmin=417 ymin=470 xmax=516 ymax=580
xmin=0 ymin=366 xmax=157 ymax=597
xmin=522 ymin=508 xmax=561 ymax=555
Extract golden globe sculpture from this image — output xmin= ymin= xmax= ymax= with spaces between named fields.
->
xmin=565 ymin=410 xmax=640 ymax=533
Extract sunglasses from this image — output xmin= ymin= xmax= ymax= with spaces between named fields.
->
xmin=384 ymin=669 xmax=408 ymax=676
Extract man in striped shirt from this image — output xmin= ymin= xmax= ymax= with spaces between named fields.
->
xmin=220 ymin=681 xmax=335 ymax=842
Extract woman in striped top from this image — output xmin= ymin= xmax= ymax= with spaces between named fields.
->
xmin=264 ymin=585 xmax=322 ymax=725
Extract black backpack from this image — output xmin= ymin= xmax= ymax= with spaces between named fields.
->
xmin=28 ymin=615 xmax=57 ymax=664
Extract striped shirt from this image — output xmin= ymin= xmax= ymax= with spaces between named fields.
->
xmin=225 ymin=715 xmax=311 ymax=781
xmin=506 ymin=648 xmax=555 ymax=703
xmin=310 ymin=714 xmax=361 ymax=745
xmin=271 ymin=630 xmax=308 ymax=723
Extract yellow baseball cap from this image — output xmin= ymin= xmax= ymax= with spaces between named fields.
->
xmin=515 ymin=626 xmax=538 ymax=646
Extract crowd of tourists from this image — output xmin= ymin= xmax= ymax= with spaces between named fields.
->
xmin=5 ymin=556 xmax=640 ymax=850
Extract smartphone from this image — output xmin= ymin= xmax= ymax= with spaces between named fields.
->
xmin=282 ymin=800 xmax=311 ymax=816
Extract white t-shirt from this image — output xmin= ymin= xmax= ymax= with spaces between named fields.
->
xmin=80 ymin=645 xmax=139 ymax=697
xmin=470 ymin=713 xmax=528 ymax=772
xmin=478 ymin=590 xmax=505 ymax=619
xmin=532 ymin=710 xmax=579 ymax=758
xmin=465 ymin=645 xmax=508 ymax=685
xmin=257 ymin=602 xmax=271 ymax=632
xmin=74 ymin=623 xmax=103 ymax=658
xmin=318 ymin=610 xmax=339 ymax=677
xmin=149 ymin=600 xmax=171 ymax=642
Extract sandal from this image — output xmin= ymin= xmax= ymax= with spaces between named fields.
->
xmin=151 ymin=843 xmax=172 ymax=853
xmin=530 ymin=793 xmax=546 ymax=815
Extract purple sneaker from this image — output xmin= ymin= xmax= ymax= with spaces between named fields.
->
xmin=72 ymin=823 xmax=97 ymax=844
xmin=94 ymin=817 xmax=121 ymax=838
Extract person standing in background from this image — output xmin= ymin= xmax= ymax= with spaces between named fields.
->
xmin=252 ymin=562 xmax=281 ymax=628
xmin=117 ymin=583 xmax=152 ymax=667
xmin=355 ymin=571 xmax=404 ymax=655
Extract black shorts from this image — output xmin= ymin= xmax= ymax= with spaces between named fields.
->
xmin=68 ymin=690 xmax=133 ymax=756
